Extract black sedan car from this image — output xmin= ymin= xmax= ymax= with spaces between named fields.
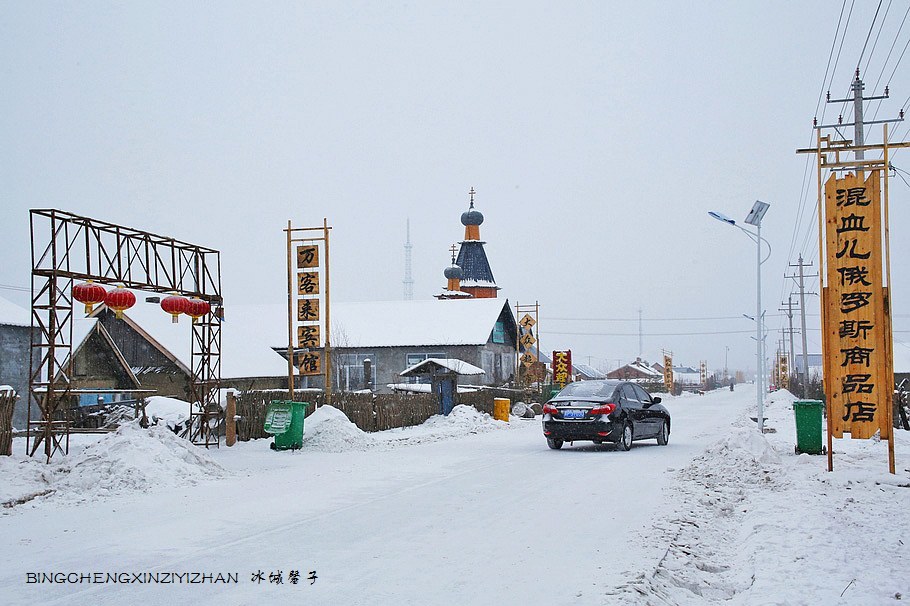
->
xmin=542 ymin=380 xmax=670 ymax=450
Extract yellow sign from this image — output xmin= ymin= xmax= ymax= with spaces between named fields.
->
xmin=520 ymin=352 xmax=535 ymax=367
xmin=298 ymin=351 xmax=322 ymax=375
xmin=519 ymin=313 xmax=536 ymax=329
xmin=296 ymin=245 xmax=319 ymax=269
xmin=297 ymin=325 xmax=321 ymax=349
xmin=663 ymin=353 xmax=673 ymax=392
xmin=519 ymin=332 xmax=536 ymax=349
xmin=779 ymin=354 xmax=790 ymax=390
xmin=297 ymin=271 xmax=320 ymax=295
xmin=822 ymin=171 xmax=891 ymax=440
xmin=297 ymin=298 xmax=320 ymax=322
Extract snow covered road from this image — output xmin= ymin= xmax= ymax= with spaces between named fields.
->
xmin=7 ymin=386 xmax=908 ymax=605
xmin=2 ymin=389 xmax=750 ymax=605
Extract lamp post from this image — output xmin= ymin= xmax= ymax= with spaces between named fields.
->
xmin=709 ymin=201 xmax=771 ymax=432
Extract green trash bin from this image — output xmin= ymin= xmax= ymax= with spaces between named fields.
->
xmin=792 ymin=399 xmax=824 ymax=455
xmin=264 ymin=401 xmax=309 ymax=451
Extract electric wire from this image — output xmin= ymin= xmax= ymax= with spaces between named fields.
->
xmin=856 ymin=0 xmax=885 ymax=74
xmin=870 ymin=2 xmax=910 ymax=120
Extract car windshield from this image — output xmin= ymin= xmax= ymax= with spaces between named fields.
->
xmin=556 ymin=381 xmax=617 ymax=399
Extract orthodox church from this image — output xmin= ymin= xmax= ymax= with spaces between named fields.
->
xmin=437 ymin=188 xmax=500 ymax=300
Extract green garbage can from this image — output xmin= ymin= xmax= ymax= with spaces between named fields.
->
xmin=792 ymin=399 xmax=824 ymax=455
xmin=264 ymin=401 xmax=309 ymax=451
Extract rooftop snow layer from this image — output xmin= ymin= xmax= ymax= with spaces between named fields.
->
xmin=400 ymin=357 xmax=485 ymax=376
xmin=0 ymin=294 xmax=30 ymax=327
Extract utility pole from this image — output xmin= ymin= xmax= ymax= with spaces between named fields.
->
xmin=638 ymin=308 xmax=643 ymax=358
xmin=787 ymin=255 xmax=817 ymax=397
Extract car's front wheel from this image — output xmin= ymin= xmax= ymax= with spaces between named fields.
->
xmin=657 ymin=420 xmax=669 ymax=446
xmin=547 ymin=438 xmax=564 ymax=450
xmin=618 ymin=421 xmax=633 ymax=451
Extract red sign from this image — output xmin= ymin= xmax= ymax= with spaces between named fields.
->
xmin=552 ymin=350 xmax=572 ymax=387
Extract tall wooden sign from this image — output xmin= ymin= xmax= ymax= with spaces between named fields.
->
xmin=822 ymin=171 xmax=892 ymax=442
xmin=286 ymin=219 xmax=332 ymax=404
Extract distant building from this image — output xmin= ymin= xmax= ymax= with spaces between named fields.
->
xmin=324 ymin=298 xmax=518 ymax=392
xmin=607 ymin=358 xmax=663 ymax=382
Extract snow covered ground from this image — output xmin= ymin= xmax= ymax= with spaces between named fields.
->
xmin=1 ymin=388 xmax=908 ymax=605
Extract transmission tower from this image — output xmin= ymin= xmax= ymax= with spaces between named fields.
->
xmin=403 ymin=218 xmax=414 ymax=300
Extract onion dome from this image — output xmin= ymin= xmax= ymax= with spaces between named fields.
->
xmin=460 ymin=202 xmax=484 ymax=226
xmin=444 ymin=263 xmax=463 ymax=280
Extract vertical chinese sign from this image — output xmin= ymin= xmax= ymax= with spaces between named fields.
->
xmin=699 ymin=360 xmax=707 ymax=387
xmin=518 ymin=314 xmax=536 ymax=379
xmin=286 ymin=220 xmax=332 ymax=403
xmin=778 ymin=353 xmax=789 ymax=391
xmin=822 ymin=172 xmax=892 ymax=453
xmin=662 ymin=352 xmax=673 ymax=393
xmin=552 ymin=350 xmax=572 ymax=388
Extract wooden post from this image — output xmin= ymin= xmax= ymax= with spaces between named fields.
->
xmin=286 ymin=220 xmax=295 ymax=401
xmin=225 ymin=392 xmax=237 ymax=447
xmin=323 ymin=217 xmax=332 ymax=407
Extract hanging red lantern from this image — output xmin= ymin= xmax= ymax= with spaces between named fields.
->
xmin=104 ymin=287 xmax=136 ymax=319
xmin=186 ymin=298 xmax=211 ymax=323
xmin=72 ymin=281 xmax=107 ymax=315
xmin=160 ymin=294 xmax=190 ymax=323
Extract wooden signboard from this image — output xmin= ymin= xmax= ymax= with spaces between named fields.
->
xmin=822 ymin=171 xmax=892 ymax=441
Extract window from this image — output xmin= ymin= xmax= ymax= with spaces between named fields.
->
xmin=633 ymin=385 xmax=652 ymax=404
xmin=492 ymin=321 xmax=505 ymax=344
xmin=335 ymin=353 xmax=375 ymax=392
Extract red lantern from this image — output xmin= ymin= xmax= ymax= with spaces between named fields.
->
xmin=186 ymin=298 xmax=211 ymax=323
xmin=160 ymin=294 xmax=190 ymax=323
xmin=72 ymin=281 xmax=107 ymax=315
xmin=105 ymin=287 xmax=136 ymax=319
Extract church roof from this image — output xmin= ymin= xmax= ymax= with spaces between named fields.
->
xmin=456 ymin=241 xmax=497 ymax=286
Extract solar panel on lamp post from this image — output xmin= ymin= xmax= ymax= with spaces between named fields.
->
xmin=709 ymin=201 xmax=771 ymax=432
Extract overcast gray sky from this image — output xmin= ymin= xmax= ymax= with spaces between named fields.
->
xmin=2 ymin=1 xmax=908 ymax=373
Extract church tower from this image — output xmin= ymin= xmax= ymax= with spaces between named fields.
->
xmin=436 ymin=187 xmax=500 ymax=300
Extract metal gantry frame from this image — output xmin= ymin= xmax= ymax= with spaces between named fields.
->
xmin=28 ymin=209 xmax=223 ymax=461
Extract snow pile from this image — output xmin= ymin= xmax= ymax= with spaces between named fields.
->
xmin=703 ymin=426 xmax=781 ymax=465
xmin=379 ymin=404 xmax=513 ymax=448
xmin=302 ymin=405 xmax=378 ymax=452
xmin=609 ymin=388 xmax=910 ymax=605
xmin=144 ymin=396 xmax=192 ymax=431
xmin=2 ymin=422 xmax=225 ymax=511
xmin=421 ymin=404 xmax=506 ymax=433
xmin=53 ymin=421 xmax=224 ymax=502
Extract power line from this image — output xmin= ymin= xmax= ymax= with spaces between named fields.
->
xmin=546 ymin=314 xmax=791 ymax=322
xmin=856 ymin=0 xmax=885 ymax=73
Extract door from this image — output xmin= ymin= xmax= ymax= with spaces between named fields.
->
xmin=633 ymin=384 xmax=662 ymax=438
xmin=438 ymin=378 xmax=455 ymax=415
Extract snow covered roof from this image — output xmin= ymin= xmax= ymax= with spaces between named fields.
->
xmin=893 ymin=342 xmax=910 ymax=374
xmin=456 ymin=241 xmax=497 ymax=286
xmin=400 ymin=358 xmax=485 ymax=376
xmin=91 ymin=297 xmax=513 ymax=379
xmin=387 ymin=383 xmax=481 ymax=393
xmin=97 ymin=298 xmax=289 ymax=379
xmin=333 ymin=298 xmax=512 ymax=348
xmin=573 ymin=363 xmax=606 ymax=380
xmin=0 ymin=295 xmax=30 ymax=327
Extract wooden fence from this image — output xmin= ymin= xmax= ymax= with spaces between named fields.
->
xmin=233 ymin=387 xmax=522 ymax=441
xmin=0 ymin=391 xmax=16 ymax=456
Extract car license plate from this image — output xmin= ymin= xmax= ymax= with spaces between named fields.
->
xmin=562 ymin=409 xmax=585 ymax=419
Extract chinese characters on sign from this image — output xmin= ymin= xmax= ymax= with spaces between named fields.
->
xmin=822 ymin=171 xmax=892 ymax=440
xmin=552 ymin=350 xmax=572 ymax=388
xmin=662 ymin=353 xmax=673 ymax=393
xmin=295 ymin=244 xmax=323 ymax=376
xmin=778 ymin=354 xmax=789 ymax=390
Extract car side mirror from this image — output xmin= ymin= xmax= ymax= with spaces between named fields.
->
xmin=651 ymin=396 xmax=662 ymax=404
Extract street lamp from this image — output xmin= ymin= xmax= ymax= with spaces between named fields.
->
xmin=709 ymin=200 xmax=771 ymax=432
